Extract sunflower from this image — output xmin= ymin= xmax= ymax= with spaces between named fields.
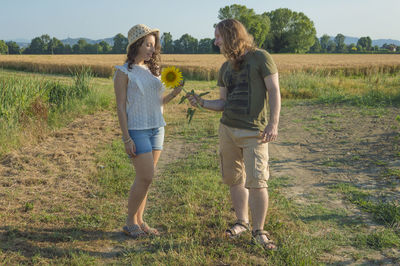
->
xmin=161 ymin=66 xmax=183 ymax=88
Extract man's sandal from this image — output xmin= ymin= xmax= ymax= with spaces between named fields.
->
xmin=140 ymin=222 xmax=160 ymax=236
xmin=122 ymin=224 xmax=147 ymax=239
xmin=225 ymin=219 xmax=250 ymax=238
xmin=252 ymin=230 xmax=277 ymax=250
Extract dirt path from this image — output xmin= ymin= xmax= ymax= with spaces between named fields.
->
xmin=269 ymin=104 xmax=400 ymax=264
xmin=271 ymin=104 xmax=400 ymax=205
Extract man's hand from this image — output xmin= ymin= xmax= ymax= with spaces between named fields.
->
xmin=187 ymin=94 xmax=203 ymax=107
xmin=261 ymin=123 xmax=278 ymax=143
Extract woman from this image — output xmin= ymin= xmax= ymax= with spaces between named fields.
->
xmin=187 ymin=19 xmax=280 ymax=250
xmin=114 ymin=24 xmax=182 ymax=238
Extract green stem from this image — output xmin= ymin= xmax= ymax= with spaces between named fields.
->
xmin=181 ymin=88 xmax=204 ymax=110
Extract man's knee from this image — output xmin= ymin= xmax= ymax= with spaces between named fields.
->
xmin=243 ymin=144 xmax=269 ymax=189
xmin=222 ymin=173 xmax=244 ymax=187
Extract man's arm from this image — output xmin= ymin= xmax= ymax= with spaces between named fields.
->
xmin=188 ymin=87 xmax=227 ymax=112
xmin=261 ymin=73 xmax=281 ymax=143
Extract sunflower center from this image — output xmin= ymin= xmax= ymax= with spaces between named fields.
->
xmin=166 ymin=72 xmax=176 ymax=82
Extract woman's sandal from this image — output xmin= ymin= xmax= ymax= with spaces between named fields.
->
xmin=122 ymin=224 xmax=147 ymax=239
xmin=252 ymin=230 xmax=277 ymax=250
xmin=225 ymin=219 xmax=250 ymax=238
xmin=140 ymin=222 xmax=160 ymax=236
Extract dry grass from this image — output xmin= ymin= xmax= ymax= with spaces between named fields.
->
xmin=1 ymin=54 xmax=400 ymax=79
xmin=166 ymin=54 xmax=400 ymax=73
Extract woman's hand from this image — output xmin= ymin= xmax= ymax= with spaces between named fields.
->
xmin=171 ymin=86 xmax=183 ymax=97
xmin=163 ymin=80 xmax=184 ymax=105
xmin=124 ymin=139 xmax=136 ymax=157
xmin=172 ymin=80 xmax=184 ymax=96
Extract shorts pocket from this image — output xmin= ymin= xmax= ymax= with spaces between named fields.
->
xmin=253 ymin=144 xmax=269 ymax=182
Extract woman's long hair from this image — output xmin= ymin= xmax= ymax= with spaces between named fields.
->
xmin=216 ymin=19 xmax=256 ymax=70
xmin=126 ymin=32 xmax=161 ymax=76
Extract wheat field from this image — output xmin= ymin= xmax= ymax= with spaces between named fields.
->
xmin=1 ymin=54 xmax=400 ymax=79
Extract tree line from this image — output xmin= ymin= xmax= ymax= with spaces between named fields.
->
xmin=0 ymin=4 xmax=399 ymax=55
xmin=0 ymin=32 xmax=219 ymax=55
xmin=0 ymin=34 xmax=128 ymax=55
xmin=309 ymin=35 xmax=399 ymax=53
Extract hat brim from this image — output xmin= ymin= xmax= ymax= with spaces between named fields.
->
xmin=126 ymin=29 xmax=160 ymax=52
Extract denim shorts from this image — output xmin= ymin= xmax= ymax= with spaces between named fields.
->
xmin=128 ymin=127 xmax=164 ymax=155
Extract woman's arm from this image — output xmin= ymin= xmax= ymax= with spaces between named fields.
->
xmin=114 ymin=70 xmax=136 ymax=156
xmin=188 ymin=87 xmax=227 ymax=111
xmin=162 ymin=86 xmax=182 ymax=105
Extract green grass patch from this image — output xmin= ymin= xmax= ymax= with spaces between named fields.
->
xmin=279 ymin=72 xmax=400 ymax=106
xmin=383 ymin=168 xmax=400 ymax=179
xmin=93 ymin=140 xmax=136 ymax=197
xmin=355 ymin=229 xmax=400 ymax=249
xmin=330 ymin=183 xmax=400 ymax=228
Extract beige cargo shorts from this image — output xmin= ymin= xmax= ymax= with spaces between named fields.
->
xmin=218 ymin=123 xmax=270 ymax=189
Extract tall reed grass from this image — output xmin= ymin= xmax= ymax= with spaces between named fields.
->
xmin=0 ymin=67 xmax=93 ymax=154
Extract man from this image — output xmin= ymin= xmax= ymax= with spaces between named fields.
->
xmin=188 ymin=19 xmax=281 ymax=250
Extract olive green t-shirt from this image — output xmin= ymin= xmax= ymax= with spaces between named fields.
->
xmin=217 ymin=49 xmax=278 ymax=131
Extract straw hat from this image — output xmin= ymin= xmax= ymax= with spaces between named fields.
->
xmin=127 ymin=24 xmax=159 ymax=51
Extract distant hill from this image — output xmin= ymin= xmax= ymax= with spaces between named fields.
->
xmin=5 ymin=38 xmax=31 ymax=48
xmin=16 ymin=42 xmax=30 ymax=48
xmin=60 ymin=37 xmax=114 ymax=46
xmin=5 ymin=37 xmax=114 ymax=49
xmin=343 ymin=36 xmax=359 ymax=45
xmin=371 ymin=39 xmax=400 ymax=47
xmin=328 ymin=36 xmax=400 ymax=46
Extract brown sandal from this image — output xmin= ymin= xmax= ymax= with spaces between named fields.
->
xmin=123 ymin=224 xmax=147 ymax=239
xmin=140 ymin=222 xmax=160 ymax=236
xmin=225 ymin=219 xmax=250 ymax=238
xmin=252 ymin=230 xmax=277 ymax=250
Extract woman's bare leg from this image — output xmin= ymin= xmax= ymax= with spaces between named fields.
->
xmin=135 ymin=150 xmax=162 ymax=224
xmin=126 ymin=152 xmax=154 ymax=226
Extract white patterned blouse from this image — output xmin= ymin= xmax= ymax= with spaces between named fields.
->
xmin=114 ymin=63 xmax=166 ymax=130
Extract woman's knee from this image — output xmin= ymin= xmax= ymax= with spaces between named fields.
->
xmin=133 ymin=152 xmax=155 ymax=186
xmin=136 ymin=172 xmax=154 ymax=186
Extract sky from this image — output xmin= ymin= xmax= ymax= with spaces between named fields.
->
xmin=1 ymin=0 xmax=400 ymax=42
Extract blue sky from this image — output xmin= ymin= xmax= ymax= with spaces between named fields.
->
xmin=1 ymin=0 xmax=400 ymax=41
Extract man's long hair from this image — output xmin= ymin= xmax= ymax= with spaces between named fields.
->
xmin=216 ymin=19 xmax=256 ymax=70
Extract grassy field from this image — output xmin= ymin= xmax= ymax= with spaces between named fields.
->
xmin=1 ymin=53 xmax=400 ymax=79
xmin=0 ymin=68 xmax=399 ymax=264
xmin=1 ymin=65 xmax=399 ymax=154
